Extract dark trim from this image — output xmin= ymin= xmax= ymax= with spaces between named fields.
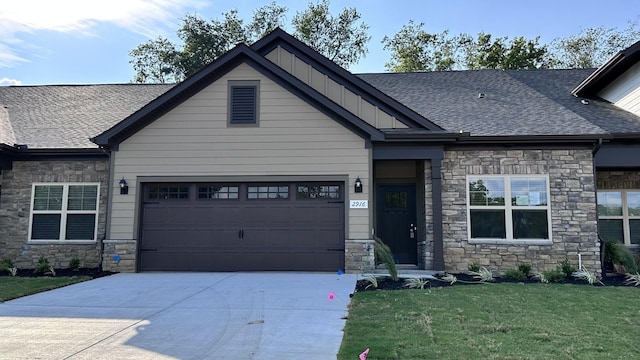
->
xmin=373 ymin=145 xmax=445 ymax=160
xmin=572 ymin=40 xmax=640 ymax=98
xmin=595 ymin=144 xmax=640 ymax=167
xmin=92 ymin=42 xmax=384 ymax=148
xmin=0 ymin=147 xmax=106 ymax=169
xmin=431 ymin=157 xmax=444 ymax=271
xmin=251 ymin=28 xmax=444 ymax=131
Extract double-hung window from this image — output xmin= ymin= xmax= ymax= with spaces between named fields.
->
xmin=467 ymin=175 xmax=551 ymax=242
xmin=597 ymin=190 xmax=640 ymax=245
xmin=29 ymin=183 xmax=99 ymax=242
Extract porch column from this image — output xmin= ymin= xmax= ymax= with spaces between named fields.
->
xmin=431 ymin=156 xmax=445 ymax=271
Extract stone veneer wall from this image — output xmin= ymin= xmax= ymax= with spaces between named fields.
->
xmin=440 ymin=149 xmax=600 ymax=274
xmin=345 ymin=239 xmax=375 ymax=273
xmin=422 ymin=160 xmax=434 ymax=269
xmin=0 ymin=160 xmax=109 ymax=269
xmin=597 ymin=170 xmax=640 ymax=189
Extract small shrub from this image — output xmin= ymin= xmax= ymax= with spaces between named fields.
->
xmin=559 ymin=258 xmax=576 ymax=278
xmin=364 ymin=275 xmax=379 ymax=290
xmin=604 ymin=240 xmax=638 ymax=274
xmin=0 ymin=258 xmax=14 ymax=271
xmin=441 ymin=273 xmax=457 ymax=285
xmin=468 ymin=262 xmax=480 ymax=272
xmin=374 ymin=236 xmax=398 ymax=281
xmin=517 ymin=263 xmax=532 ymax=277
xmin=33 ymin=255 xmax=51 ymax=275
xmin=534 ymin=272 xmax=549 ymax=284
xmin=573 ymin=266 xmax=602 ymax=285
xmin=503 ymin=268 xmax=527 ymax=281
xmin=8 ymin=267 xmax=18 ymax=276
xmin=624 ymin=272 xmax=640 ymax=287
xmin=470 ymin=267 xmax=494 ymax=282
xmin=404 ymin=277 xmax=429 ymax=289
xmin=68 ymin=257 xmax=81 ymax=270
xmin=542 ymin=268 xmax=566 ymax=283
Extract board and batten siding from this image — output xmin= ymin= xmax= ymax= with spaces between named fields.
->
xmin=108 ymin=62 xmax=371 ymax=242
xmin=599 ymin=61 xmax=640 ymax=116
xmin=265 ymin=46 xmax=407 ymax=129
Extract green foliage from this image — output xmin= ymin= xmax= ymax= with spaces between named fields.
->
xmin=0 ymin=276 xmax=90 ymax=302
xmin=292 ymin=0 xmax=370 ymax=68
xmin=363 ymin=275 xmax=378 ymax=290
xmin=0 ymin=258 xmax=14 ymax=271
xmin=130 ymin=1 xmax=370 ymax=82
xmin=534 ymin=272 xmax=549 ymax=284
xmin=374 ymin=236 xmax=398 ymax=281
xmin=518 ymin=263 xmax=532 ymax=277
xmin=542 ymin=268 xmax=566 ymax=283
xmin=604 ymin=239 xmax=638 ymax=274
xmin=403 ymin=277 xmax=429 ymax=289
xmin=503 ymin=268 xmax=527 ymax=281
xmin=559 ymin=258 xmax=576 ymax=278
xmin=573 ymin=266 xmax=602 ymax=285
xmin=470 ymin=266 xmax=494 ymax=282
xmin=68 ymin=258 xmax=81 ymax=271
xmin=624 ymin=272 xmax=640 ymax=287
xmin=460 ymin=32 xmax=551 ymax=70
xmin=441 ymin=273 xmax=457 ymax=285
xmin=33 ymin=255 xmax=51 ymax=275
xmin=468 ymin=262 xmax=480 ymax=272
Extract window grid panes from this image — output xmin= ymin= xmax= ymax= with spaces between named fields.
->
xmin=30 ymin=184 xmax=99 ymax=242
xmin=147 ymin=185 xmax=190 ymax=200
xmin=597 ymin=190 xmax=640 ymax=245
xmin=197 ymin=186 xmax=239 ymax=200
xmin=248 ymin=185 xmax=289 ymax=199
xmin=297 ymin=185 xmax=341 ymax=200
xmin=467 ymin=175 xmax=550 ymax=241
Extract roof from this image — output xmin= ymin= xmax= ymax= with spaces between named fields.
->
xmin=358 ymin=69 xmax=640 ymax=137
xmin=0 ymin=84 xmax=173 ymax=149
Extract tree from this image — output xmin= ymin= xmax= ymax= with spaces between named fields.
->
xmin=461 ymin=32 xmax=551 ymax=70
xmin=382 ymin=21 xmax=457 ymax=72
xmin=550 ymin=22 xmax=640 ymax=68
xmin=129 ymin=1 xmax=370 ymax=83
xmin=291 ymin=0 xmax=370 ymax=68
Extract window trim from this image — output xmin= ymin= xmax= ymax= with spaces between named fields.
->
xmin=228 ymin=80 xmax=260 ymax=127
xmin=597 ymin=189 xmax=640 ymax=247
xmin=28 ymin=183 xmax=100 ymax=244
xmin=466 ymin=175 xmax=552 ymax=244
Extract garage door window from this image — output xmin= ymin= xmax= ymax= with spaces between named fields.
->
xmin=29 ymin=183 xmax=99 ymax=242
xmin=147 ymin=185 xmax=189 ymax=200
xmin=198 ymin=185 xmax=239 ymax=199
xmin=297 ymin=184 xmax=341 ymax=200
xmin=248 ymin=185 xmax=289 ymax=199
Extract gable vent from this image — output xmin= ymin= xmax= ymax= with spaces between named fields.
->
xmin=230 ymin=86 xmax=257 ymax=124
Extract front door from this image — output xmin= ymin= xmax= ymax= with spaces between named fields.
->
xmin=376 ymin=184 xmax=417 ymax=264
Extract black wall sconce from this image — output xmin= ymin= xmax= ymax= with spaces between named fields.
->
xmin=354 ymin=177 xmax=363 ymax=193
xmin=119 ymin=177 xmax=129 ymax=195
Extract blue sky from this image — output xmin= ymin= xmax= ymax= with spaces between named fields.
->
xmin=1 ymin=0 xmax=639 ymax=85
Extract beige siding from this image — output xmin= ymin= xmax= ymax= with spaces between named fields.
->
xmin=600 ymin=62 xmax=640 ymax=116
xmin=265 ymin=46 xmax=408 ymax=129
xmin=109 ymin=62 xmax=371 ymax=241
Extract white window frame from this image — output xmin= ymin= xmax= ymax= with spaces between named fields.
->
xmin=597 ymin=189 xmax=640 ymax=247
xmin=466 ymin=175 xmax=552 ymax=244
xmin=28 ymin=183 xmax=100 ymax=244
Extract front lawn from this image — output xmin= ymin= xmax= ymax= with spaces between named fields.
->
xmin=0 ymin=276 xmax=90 ymax=302
xmin=339 ymin=283 xmax=640 ymax=359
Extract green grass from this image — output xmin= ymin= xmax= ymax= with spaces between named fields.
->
xmin=0 ymin=276 xmax=90 ymax=302
xmin=339 ymin=284 xmax=640 ymax=359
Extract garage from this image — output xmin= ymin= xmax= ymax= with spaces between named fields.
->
xmin=138 ymin=182 xmax=345 ymax=271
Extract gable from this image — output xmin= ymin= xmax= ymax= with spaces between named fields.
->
xmin=599 ymin=61 xmax=640 ymax=117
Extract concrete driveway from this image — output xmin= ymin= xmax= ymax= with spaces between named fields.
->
xmin=0 ymin=272 xmax=357 ymax=359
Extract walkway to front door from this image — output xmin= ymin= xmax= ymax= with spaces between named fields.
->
xmin=376 ymin=184 xmax=417 ymax=264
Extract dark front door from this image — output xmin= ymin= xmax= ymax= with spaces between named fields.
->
xmin=376 ymin=184 xmax=417 ymax=264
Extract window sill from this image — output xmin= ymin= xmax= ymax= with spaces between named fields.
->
xmin=469 ymin=239 xmax=552 ymax=246
xmin=27 ymin=240 xmax=97 ymax=245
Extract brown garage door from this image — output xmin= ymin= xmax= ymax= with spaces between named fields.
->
xmin=138 ymin=182 xmax=345 ymax=271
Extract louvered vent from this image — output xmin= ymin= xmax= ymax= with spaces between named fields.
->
xmin=230 ymin=86 xmax=257 ymax=124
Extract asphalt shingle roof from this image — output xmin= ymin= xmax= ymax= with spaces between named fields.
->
xmin=0 ymin=84 xmax=173 ymax=149
xmin=358 ymin=69 xmax=640 ymax=136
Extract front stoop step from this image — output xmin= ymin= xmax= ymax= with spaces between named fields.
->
xmin=370 ymin=265 xmax=440 ymax=278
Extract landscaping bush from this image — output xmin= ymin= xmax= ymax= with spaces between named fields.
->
xmin=503 ymin=268 xmax=528 ymax=281
xmin=604 ymin=240 xmax=638 ymax=274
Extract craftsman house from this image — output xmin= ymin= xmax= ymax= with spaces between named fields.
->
xmin=1 ymin=29 xmax=640 ymax=274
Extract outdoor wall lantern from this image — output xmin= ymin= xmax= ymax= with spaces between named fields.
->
xmin=354 ymin=177 xmax=363 ymax=193
xmin=119 ymin=177 xmax=129 ymax=195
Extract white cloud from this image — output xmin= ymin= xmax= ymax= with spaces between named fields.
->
xmin=0 ymin=77 xmax=23 ymax=86
xmin=0 ymin=0 xmax=206 ymax=67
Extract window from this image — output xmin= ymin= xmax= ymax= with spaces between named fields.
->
xmin=467 ymin=175 xmax=550 ymax=241
xmin=29 ymin=183 xmax=99 ymax=242
xmin=297 ymin=184 xmax=341 ymax=200
xmin=198 ymin=185 xmax=239 ymax=200
xmin=248 ymin=185 xmax=289 ymax=199
xmin=147 ymin=185 xmax=189 ymax=200
xmin=598 ymin=190 xmax=640 ymax=245
xmin=228 ymin=80 xmax=259 ymax=125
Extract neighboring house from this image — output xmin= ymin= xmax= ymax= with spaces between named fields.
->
xmin=2 ymin=29 xmax=640 ymax=275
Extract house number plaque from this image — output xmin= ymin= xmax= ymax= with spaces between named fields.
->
xmin=350 ymin=200 xmax=369 ymax=208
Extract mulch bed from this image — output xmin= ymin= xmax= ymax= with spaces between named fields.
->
xmin=355 ymin=272 xmax=634 ymax=292
xmin=0 ymin=268 xmax=115 ymax=279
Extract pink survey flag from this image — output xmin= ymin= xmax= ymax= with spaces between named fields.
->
xmin=359 ymin=348 xmax=369 ymax=360
xmin=327 ymin=292 xmax=336 ymax=301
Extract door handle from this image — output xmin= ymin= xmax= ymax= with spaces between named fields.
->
xmin=409 ymin=223 xmax=417 ymax=239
